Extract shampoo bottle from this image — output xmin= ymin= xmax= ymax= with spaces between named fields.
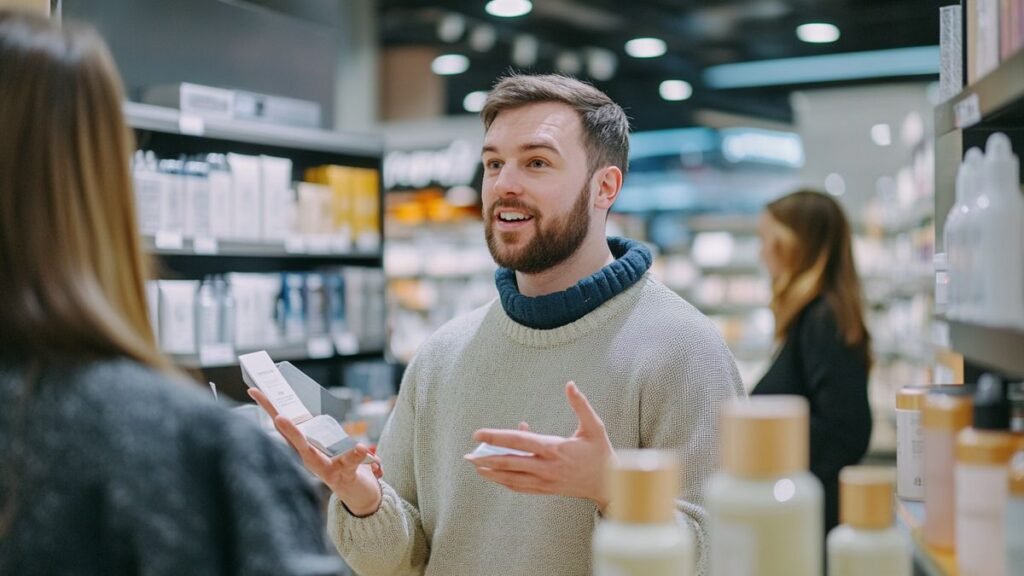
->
xmin=592 ymin=450 xmax=695 ymax=576
xmin=827 ymin=466 xmax=911 ymax=576
xmin=707 ymin=396 xmax=823 ymax=576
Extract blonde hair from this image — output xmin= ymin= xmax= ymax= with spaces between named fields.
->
xmin=0 ymin=10 xmax=170 ymax=371
xmin=765 ymin=190 xmax=871 ymax=364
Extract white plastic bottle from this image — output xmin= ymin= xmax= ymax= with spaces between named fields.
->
xmin=945 ymin=152 xmax=973 ymax=319
xmin=827 ymin=467 xmax=911 ymax=576
xmin=981 ymin=133 xmax=1024 ymax=328
xmin=896 ymin=387 xmax=927 ymax=501
xmin=593 ymin=450 xmax=695 ymax=576
xmin=707 ymin=396 xmax=823 ymax=576
xmin=960 ymin=148 xmax=985 ymax=321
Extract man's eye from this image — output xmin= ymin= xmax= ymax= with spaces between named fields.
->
xmin=528 ymin=159 xmax=548 ymax=168
xmin=485 ymin=160 xmax=502 ymax=170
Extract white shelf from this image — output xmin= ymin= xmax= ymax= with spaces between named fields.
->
xmin=124 ymin=101 xmax=384 ymax=158
xmin=142 ymin=235 xmax=381 ymax=260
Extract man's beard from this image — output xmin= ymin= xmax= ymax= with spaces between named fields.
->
xmin=484 ymin=181 xmax=592 ymax=274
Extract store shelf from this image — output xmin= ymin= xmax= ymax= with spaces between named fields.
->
xmin=144 ymin=235 xmax=381 ymax=260
xmin=894 ymin=498 xmax=957 ymax=576
xmin=124 ymin=101 xmax=383 ymax=158
xmin=948 ymin=320 xmax=1024 ymax=377
xmin=936 ymin=49 xmax=1024 ymax=137
xmin=168 ymin=343 xmax=384 ymax=369
xmin=695 ymin=303 xmax=768 ymax=316
xmin=697 ymin=264 xmax=764 ymax=276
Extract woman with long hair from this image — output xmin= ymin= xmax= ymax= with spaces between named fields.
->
xmin=0 ymin=11 xmax=328 ymax=574
xmin=752 ymin=189 xmax=873 ymax=535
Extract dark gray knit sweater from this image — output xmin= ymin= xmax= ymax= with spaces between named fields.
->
xmin=0 ymin=357 xmax=332 ymax=576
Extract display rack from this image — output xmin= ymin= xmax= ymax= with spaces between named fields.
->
xmin=895 ymin=499 xmax=958 ymax=576
xmin=933 ymin=48 xmax=1024 ymax=382
xmin=125 ymin=102 xmax=388 ymax=396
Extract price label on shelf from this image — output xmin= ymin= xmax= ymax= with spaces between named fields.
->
xmin=307 ymin=337 xmax=334 ymax=359
xmin=330 ymin=236 xmax=352 ymax=254
xmin=334 ymin=333 xmax=359 ymax=355
xmin=154 ymin=232 xmax=184 ymax=250
xmin=192 ymin=237 xmax=219 ymax=255
xmin=199 ymin=343 xmax=235 ymax=367
xmin=285 ymin=236 xmax=306 ymax=254
xmin=954 ymin=93 xmax=981 ymax=129
xmin=178 ymin=114 xmax=206 ymax=136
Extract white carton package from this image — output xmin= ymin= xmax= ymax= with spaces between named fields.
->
xmin=239 ymin=351 xmax=377 ymax=461
xmin=470 ymin=442 xmax=534 ymax=458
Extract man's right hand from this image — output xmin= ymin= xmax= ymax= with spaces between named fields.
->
xmin=248 ymin=388 xmax=384 ymax=517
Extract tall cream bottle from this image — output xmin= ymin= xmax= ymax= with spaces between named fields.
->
xmin=955 ymin=374 xmax=1017 ymax=576
xmin=707 ymin=396 xmax=823 ymax=576
xmin=923 ymin=390 xmax=973 ymax=551
xmin=896 ymin=387 xmax=927 ymax=501
xmin=826 ymin=467 xmax=912 ymax=576
xmin=592 ymin=450 xmax=695 ymax=576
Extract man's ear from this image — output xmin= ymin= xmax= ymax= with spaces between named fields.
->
xmin=592 ymin=166 xmax=623 ymax=211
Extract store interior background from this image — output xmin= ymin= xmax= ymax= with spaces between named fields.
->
xmin=62 ymin=0 xmax=946 ymax=461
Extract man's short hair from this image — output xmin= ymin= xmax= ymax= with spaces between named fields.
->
xmin=481 ymin=74 xmax=630 ymax=176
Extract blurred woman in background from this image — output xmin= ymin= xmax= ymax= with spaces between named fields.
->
xmin=752 ymin=189 xmax=873 ymax=536
xmin=0 ymin=10 xmax=330 ymax=574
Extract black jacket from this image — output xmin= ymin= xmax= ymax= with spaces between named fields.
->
xmin=0 ymin=357 xmax=331 ymax=576
xmin=752 ymin=296 xmax=872 ymax=534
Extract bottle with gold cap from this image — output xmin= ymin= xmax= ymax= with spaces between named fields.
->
xmin=1006 ymin=444 xmax=1024 ymax=571
xmin=955 ymin=374 xmax=1017 ymax=576
xmin=895 ymin=387 xmax=927 ymax=501
xmin=826 ymin=466 xmax=911 ymax=576
xmin=922 ymin=387 xmax=973 ymax=551
xmin=707 ymin=396 xmax=823 ymax=576
xmin=592 ymin=450 xmax=695 ymax=576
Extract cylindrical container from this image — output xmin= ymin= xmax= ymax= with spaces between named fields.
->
xmin=896 ymin=387 xmax=927 ymax=500
xmin=955 ymin=374 xmax=1016 ymax=576
xmin=707 ymin=396 xmax=823 ymax=576
xmin=593 ymin=450 xmax=694 ymax=576
xmin=827 ymin=467 xmax=911 ymax=576
xmin=923 ymin=391 xmax=972 ymax=551
xmin=1006 ymin=447 xmax=1024 ymax=571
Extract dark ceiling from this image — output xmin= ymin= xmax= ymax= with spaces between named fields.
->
xmin=379 ymin=0 xmax=943 ymax=130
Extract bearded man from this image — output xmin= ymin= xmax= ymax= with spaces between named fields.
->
xmin=251 ymin=74 xmax=744 ymax=576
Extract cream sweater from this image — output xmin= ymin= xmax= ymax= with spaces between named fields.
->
xmin=328 ymin=274 xmax=744 ymax=575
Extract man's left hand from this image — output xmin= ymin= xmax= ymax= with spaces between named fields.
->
xmin=466 ymin=381 xmax=616 ymax=511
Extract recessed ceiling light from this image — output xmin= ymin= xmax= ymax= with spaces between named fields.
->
xmin=625 ymin=37 xmax=667 ymax=58
xmin=431 ymin=54 xmax=470 ymax=76
xmin=485 ymin=0 xmax=532 ymax=18
xmin=463 ymin=91 xmax=488 ymax=113
xmin=871 ymin=123 xmax=892 ymax=147
xmin=796 ymin=23 xmax=840 ymax=44
xmin=825 ymin=173 xmax=846 ymax=196
xmin=659 ymin=80 xmax=692 ymax=101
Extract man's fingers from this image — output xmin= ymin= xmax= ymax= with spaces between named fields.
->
xmin=565 ymin=381 xmax=605 ymax=435
xmin=466 ymin=454 xmax=546 ymax=476
xmin=248 ymin=388 xmax=281 ymax=419
xmin=518 ymin=421 xmax=530 ymax=431
xmin=273 ymin=416 xmax=330 ymax=468
xmin=472 ymin=429 xmax=554 ymax=457
xmin=336 ymin=443 xmax=371 ymax=468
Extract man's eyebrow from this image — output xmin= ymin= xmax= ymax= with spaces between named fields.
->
xmin=481 ymin=141 xmax=563 ymax=157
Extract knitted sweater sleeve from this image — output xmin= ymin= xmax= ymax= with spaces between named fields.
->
xmin=638 ymin=330 xmax=745 ymax=576
xmin=327 ymin=362 xmax=429 ymax=576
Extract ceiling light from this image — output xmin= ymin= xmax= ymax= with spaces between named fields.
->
xmin=586 ymin=47 xmax=617 ymax=81
xmin=556 ymin=51 xmax=582 ymax=75
xmin=825 ymin=173 xmax=846 ymax=196
xmin=512 ymin=34 xmax=538 ymax=67
xmin=463 ymin=91 xmax=488 ymax=113
xmin=796 ymin=23 xmax=840 ymax=44
xmin=469 ymin=24 xmax=497 ymax=52
xmin=485 ymin=0 xmax=532 ymax=18
xmin=871 ymin=123 xmax=892 ymax=147
xmin=625 ymin=37 xmax=667 ymax=58
xmin=659 ymin=80 xmax=693 ymax=101
xmin=437 ymin=14 xmax=466 ymax=43
xmin=431 ymin=54 xmax=469 ymax=76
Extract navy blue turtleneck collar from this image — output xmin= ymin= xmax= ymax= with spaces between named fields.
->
xmin=494 ymin=237 xmax=653 ymax=330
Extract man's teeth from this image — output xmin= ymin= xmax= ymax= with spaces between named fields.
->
xmin=498 ymin=212 xmax=531 ymax=222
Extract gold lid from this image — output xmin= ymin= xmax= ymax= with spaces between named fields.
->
xmin=606 ymin=450 xmax=680 ymax=524
xmin=1010 ymin=446 xmax=1024 ymax=495
xmin=956 ymin=429 xmax=1019 ymax=466
xmin=922 ymin=394 xmax=972 ymax=430
xmin=839 ymin=466 xmax=895 ymax=529
xmin=721 ymin=396 xmax=808 ymax=478
xmin=896 ymin=387 xmax=927 ymax=411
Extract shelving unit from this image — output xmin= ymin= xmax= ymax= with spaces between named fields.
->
xmin=895 ymin=499 xmax=958 ymax=576
xmin=126 ymin=102 xmax=389 ymax=396
xmin=947 ymin=321 xmax=1024 ymax=376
